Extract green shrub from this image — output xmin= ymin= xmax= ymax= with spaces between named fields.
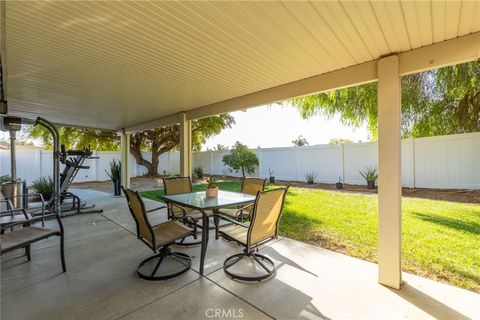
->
xmin=222 ymin=142 xmax=258 ymax=176
xmin=105 ymin=159 xmax=121 ymax=182
xmin=359 ymin=167 xmax=378 ymax=183
xmin=193 ymin=167 xmax=204 ymax=179
xmin=0 ymin=175 xmax=11 ymax=184
xmin=31 ymin=176 xmax=54 ymax=200
xmin=305 ymin=171 xmax=317 ymax=184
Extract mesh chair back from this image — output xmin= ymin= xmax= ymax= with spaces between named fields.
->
xmin=0 ymin=191 xmax=7 ymax=212
xmin=248 ymin=188 xmax=288 ymax=245
xmin=123 ymin=188 xmax=154 ymax=243
xmin=163 ymin=177 xmax=192 ymax=195
xmin=242 ymin=177 xmax=266 ymax=195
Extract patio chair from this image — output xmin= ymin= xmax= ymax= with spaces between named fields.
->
xmin=0 ymin=213 xmax=66 ymax=272
xmin=0 ymin=190 xmax=47 ymax=227
xmin=214 ymin=177 xmax=266 ymax=238
xmin=1 ymin=194 xmax=31 ymax=232
xmin=162 ymin=176 xmax=212 ymax=246
xmin=0 ymin=208 xmax=30 ymax=232
xmin=219 ymin=187 xmax=288 ymax=282
xmin=122 ymin=187 xmax=197 ymax=280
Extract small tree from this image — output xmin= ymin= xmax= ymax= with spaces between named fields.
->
xmin=292 ymin=135 xmax=309 ymax=147
xmin=222 ymin=142 xmax=259 ymax=176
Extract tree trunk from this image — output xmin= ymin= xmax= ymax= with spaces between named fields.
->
xmin=130 ymin=138 xmax=159 ymax=176
xmin=241 ymin=165 xmax=245 ymax=177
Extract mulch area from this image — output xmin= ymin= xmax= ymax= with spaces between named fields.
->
xmin=278 ymin=180 xmax=480 ymax=204
xmin=72 ymin=176 xmax=480 ymax=204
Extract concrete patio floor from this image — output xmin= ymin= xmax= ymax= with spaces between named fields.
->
xmin=1 ymin=189 xmax=479 ymax=320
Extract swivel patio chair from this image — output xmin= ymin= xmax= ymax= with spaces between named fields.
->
xmin=122 ymin=187 xmax=197 ymax=280
xmin=162 ymin=176 xmax=212 ymax=246
xmin=214 ymin=177 xmax=266 ymax=239
xmin=219 ymin=187 xmax=288 ymax=282
xmin=0 ymin=213 xmax=66 ymax=272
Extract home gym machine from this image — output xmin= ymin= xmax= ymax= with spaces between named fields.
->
xmin=49 ymin=144 xmax=103 ymax=215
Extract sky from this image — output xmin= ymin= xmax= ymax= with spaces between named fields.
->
xmin=202 ymin=103 xmax=369 ymax=150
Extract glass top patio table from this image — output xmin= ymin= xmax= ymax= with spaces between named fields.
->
xmin=159 ymin=190 xmax=256 ymax=210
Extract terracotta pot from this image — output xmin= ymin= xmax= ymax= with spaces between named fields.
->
xmin=206 ymin=187 xmax=218 ymax=198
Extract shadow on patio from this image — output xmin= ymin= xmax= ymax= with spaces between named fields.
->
xmin=2 ymin=189 xmax=479 ymax=320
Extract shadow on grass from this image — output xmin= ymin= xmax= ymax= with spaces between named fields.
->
xmin=390 ymin=283 xmax=471 ymax=320
xmin=411 ymin=212 xmax=480 ymax=235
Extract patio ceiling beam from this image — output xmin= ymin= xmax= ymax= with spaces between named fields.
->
xmin=122 ymin=31 xmax=480 ymax=133
xmin=185 ymin=32 xmax=480 ymax=121
xmin=124 ymin=113 xmax=181 ymax=135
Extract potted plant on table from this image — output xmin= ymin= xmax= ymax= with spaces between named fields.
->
xmin=359 ymin=167 xmax=378 ymax=189
xmin=205 ymin=177 xmax=218 ymax=198
xmin=336 ymin=177 xmax=343 ymax=189
xmin=269 ymin=167 xmax=275 ymax=183
xmin=105 ymin=159 xmax=122 ymax=196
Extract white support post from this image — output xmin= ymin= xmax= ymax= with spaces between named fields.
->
xmin=210 ymin=150 xmax=213 ymax=175
xmin=120 ymin=133 xmax=131 ymax=189
xmin=257 ymin=146 xmax=262 ymax=178
xmin=377 ymin=55 xmax=402 ymax=290
xmin=179 ymin=112 xmax=192 ymax=177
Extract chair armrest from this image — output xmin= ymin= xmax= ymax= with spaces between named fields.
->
xmin=0 ymin=213 xmax=59 ymax=230
xmin=3 ymin=193 xmax=46 ymax=207
xmin=0 ymin=199 xmax=14 ymax=210
xmin=0 ymin=208 xmax=28 ymax=217
xmin=232 ymin=204 xmax=253 ymax=219
xmin=146 ymin=206 xmax=167 ymax=213
xmin=217 ymin=214 xmax=249 ymax=228
xmin=167 ymin=203 xmax=189 ymax=217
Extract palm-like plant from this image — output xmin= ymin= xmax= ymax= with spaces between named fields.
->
xmin=359 ymin=167 xmax=378 ymax=189
xmin=305 ymin=171 xmax=317 ymax=184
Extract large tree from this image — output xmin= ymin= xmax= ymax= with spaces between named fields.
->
xmin=290 ymin=61 xmax=480 ymax=139
xmin=130 ymin=114 xmax=234 ymax=176
xmin=27 ymin=114 xmax=234 ymax=176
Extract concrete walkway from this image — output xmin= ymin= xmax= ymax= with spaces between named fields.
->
xmin=1 ymin=190 xmax=479 ymax=320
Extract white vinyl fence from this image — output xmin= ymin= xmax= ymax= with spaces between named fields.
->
xmin=1 ymin=132 xmax=479 ymax=189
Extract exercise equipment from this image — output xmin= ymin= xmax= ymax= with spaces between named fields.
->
xmin=46 ymin=145 xmax=103 ymax=215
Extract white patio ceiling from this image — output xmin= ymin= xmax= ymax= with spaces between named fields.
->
xmin=4 ymin=0 xmax=480 ymax=131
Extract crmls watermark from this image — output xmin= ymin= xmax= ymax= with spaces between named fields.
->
xmin=205 ymin=308 xmax=245 ymax=318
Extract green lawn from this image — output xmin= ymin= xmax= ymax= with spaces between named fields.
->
xmin=141 ymin=181 xmax=480 ymax=292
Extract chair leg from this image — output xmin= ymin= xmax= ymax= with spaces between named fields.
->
xmin=214 ymin=215 xmax=220 ymax=240
xmin=60 ymin=234 xmax=66 ymax=272
xmin=223 ymin=251 xmax=276 ymax=282
xmin=150 ymin=249 xmax=166 ymax=277
xmin=26 ymin=245 xmax=31 ymax=261
xmin=137 ymin=247 xmax=191 ymax=281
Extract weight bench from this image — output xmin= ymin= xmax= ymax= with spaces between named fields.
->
xmin=0 ymin=213 xmax=66 ymax=272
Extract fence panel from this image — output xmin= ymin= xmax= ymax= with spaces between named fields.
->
xmin=1 ymin=132 xmax=478 ymax=189
xmin=260 ymin=148 xmax=297 ymax=181
xmin=413 ymin=133 xmax=480 ymax=189
xmin=296 ymin=145 xmax=342 ymax=183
